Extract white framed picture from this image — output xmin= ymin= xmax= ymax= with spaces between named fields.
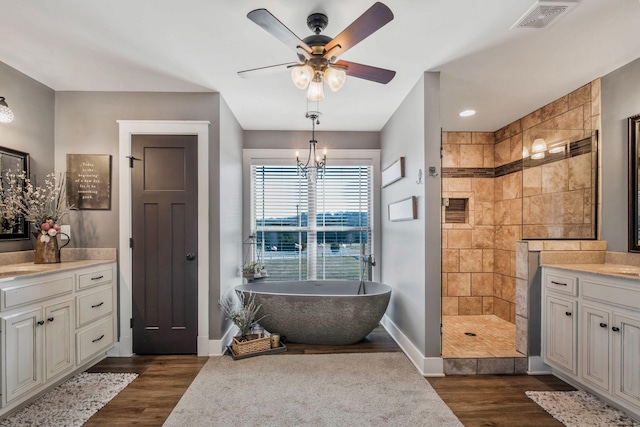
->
xmin=388 ymin=196 xmax=417 ymax=221
xmin=382 ymin=157 xmax=404 ymax=187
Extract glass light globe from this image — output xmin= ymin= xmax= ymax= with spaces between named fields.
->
xmin=0 ymin=98 xmax=14 ymax=123
xmin=291 ymin=65 xmax=313 ymax=89
xmin=307 ymin=79 xmax=325 ymax=101
xmin=323 ymin=67 xmax=346 ymax=92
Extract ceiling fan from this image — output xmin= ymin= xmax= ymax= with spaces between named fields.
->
xmin=238 ymin=2 xmax=396 ymax=100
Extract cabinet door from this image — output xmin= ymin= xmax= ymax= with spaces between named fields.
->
xmin=613 ymin=312 xmax=640 ymax=409
xmin=2 ymin=308 xmax=43 ymax=404
xmin=545 ymin=295 xmax=577 ymax=374
xmin=581 ymin=304 xmax=610 ymax=391
xmin=45 ymin=300 xmax=74 ymax=380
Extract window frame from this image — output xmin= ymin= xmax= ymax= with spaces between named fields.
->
xmin=243 ymin=149 xmax=381 ymax=281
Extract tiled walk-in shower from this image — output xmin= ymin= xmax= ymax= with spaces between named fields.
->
xmin=442 ymin=315 xmax=527 ymax=375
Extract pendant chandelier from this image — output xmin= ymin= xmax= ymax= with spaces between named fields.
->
xmin=296 ymin=108 xmax=326 ymax=180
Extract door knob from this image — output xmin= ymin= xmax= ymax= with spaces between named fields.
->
xmin=186 ymin=253 xmax=197 ymax=261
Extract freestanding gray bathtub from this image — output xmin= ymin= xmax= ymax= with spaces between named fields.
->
xmin=235 ymin=280 xmax=391 ymax=345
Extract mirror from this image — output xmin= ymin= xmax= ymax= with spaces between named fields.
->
xmin=629 ymin=114 xmax=640 ymax=252
xmin=0 ymin=146 xmax=30 ymax=240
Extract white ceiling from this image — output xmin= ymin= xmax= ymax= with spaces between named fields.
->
xmin=0 ymin=0 xmax=639 ymax=132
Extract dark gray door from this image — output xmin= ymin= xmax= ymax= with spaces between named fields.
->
xmin=131 ymin=134 xmax=198 ymax=354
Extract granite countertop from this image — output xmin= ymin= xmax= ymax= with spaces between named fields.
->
xmin=0 ymin=248 xmax=116 ymax=281
xmin=542 ymin=263 xmax=640 ymax=281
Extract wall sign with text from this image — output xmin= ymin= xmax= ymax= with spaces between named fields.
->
xmin=66 ymin=154 xmax=112 ymax=210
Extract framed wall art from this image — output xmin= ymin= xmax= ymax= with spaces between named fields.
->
xmin=382 ymin=157 xmax=405 ymax=187
xmin=388 ymin=196 xmax=417 ymax=221
xmin=66 ymin=154 xmax=112 ymax=210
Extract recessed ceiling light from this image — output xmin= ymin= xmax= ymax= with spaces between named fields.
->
xmin=459 ymin=110 xmax=476 ymax=117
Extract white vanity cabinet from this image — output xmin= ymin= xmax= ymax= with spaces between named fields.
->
xmin=0 ymin=261 xmax=116 ymax=415
xmin=542 ymin=266 xmax=640 ymax=419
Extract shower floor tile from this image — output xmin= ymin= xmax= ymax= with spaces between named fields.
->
xmin=442 ymin=315 xmax=524 ymax=358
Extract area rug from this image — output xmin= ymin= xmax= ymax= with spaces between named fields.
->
xmin=0 ymin=372 xmax=137 ymax=427
xmin=526 ymin=390 xmax=640 ymax=427
xmin=164 ymin=352 xmax=462 ymax=427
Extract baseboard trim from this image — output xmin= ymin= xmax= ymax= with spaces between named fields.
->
xmin=380 ymin=315 xmax=444 ymax=377
xmin=527 ymin=356 xmax=552 ymax=375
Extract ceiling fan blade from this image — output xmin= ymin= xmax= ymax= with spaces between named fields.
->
xmin=238 ymin=62 xmax=298 ymax=79
xmin=323 ymin=2 xmax=393 ymax=59
xmin=248 ymin=9 xmax=312 ymax=56
xmin=336 ymin=60 xmax=395 ymax=84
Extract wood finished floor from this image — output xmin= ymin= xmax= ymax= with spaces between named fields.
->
xmin=84 ymin=327 xmax=573 ymax=426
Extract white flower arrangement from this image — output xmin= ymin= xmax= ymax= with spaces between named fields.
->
xmin=1 ymin=170 xmax=72 ymax=240
xmin=219 ymin=291 xmax=266 ymax=338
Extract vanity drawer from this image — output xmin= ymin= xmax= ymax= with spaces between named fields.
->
xmin=2 ymin=276 xmax=74 ymax=311
xmin=545 ymin=272 xmax=577 ymax=296
xmin=77 ymin=268 xmax=112 ymax=290
xmin=582 ymin=279 xmax=640 ymax=310
xmin=76 ymin=316 xmax=114 ymax=364
xmin=77 ymin=285 xmax=113 ymax=328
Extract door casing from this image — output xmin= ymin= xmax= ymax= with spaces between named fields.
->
xmin=117 ymin=120 xmax=210 ymax=357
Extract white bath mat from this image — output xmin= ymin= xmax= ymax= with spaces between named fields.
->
xmin=0 ymin=372 xmax=137 ymax=426
xmin=526 ymin=390 xmax=640 ymax=426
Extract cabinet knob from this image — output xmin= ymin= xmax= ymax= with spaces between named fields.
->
xmin=37 ymin=320 xmax=45 ymax=326
xmin=47 ymin=317 xmax=54 ymax=322
xmin=565 ymin=312 xmax=572 ymax=316
xmin=612 ymin=326 xmax=620 ymax=332
xmin=599 ymin=323 xmax=607 ymax=328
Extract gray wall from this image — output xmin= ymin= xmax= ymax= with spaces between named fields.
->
xmin=0 ymin=62 xmax=55 ymax=253
xmin=380 ymin=75 xmax=428 ymax=354
xmin=601 ymin=57 xmax=640 ymax=252
xmin=212 ymin=96 xmax=244 ymax=337
xmin=54 ymin=91 xmax=243 ymax=340
xmin=244 ymin=130 xmax=379 ymax=150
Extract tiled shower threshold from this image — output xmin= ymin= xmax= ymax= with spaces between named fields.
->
xmin=442 ymin=315 xmax=527 ymax=375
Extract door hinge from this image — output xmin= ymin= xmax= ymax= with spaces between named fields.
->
xmin=126 ymin=155 xmax=141 ymax=168
xmin=130 ymin=318 xmax=134 ymax=328
xmin=129 ymin=238 xmax=134 ymax=249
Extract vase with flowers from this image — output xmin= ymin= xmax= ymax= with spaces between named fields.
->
xmin=2 ymin=170 xmax=72 ymax=263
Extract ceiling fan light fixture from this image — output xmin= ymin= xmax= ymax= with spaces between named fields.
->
xmin=291 ymin=64 xmax=314 ymax=89
xmin=324 ymin=66 xmax=346 ymax=92
xmin=307 ymin=77 xmax=325 ymax=101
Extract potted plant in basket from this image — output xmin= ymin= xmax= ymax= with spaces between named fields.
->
xmin=220 ymin=291 xmax=270 ymax=355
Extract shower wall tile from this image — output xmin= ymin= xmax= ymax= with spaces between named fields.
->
xmin=494 ymin=139 xmax=511 ymax=167
xmin=494 ymin=297 xmax=511 ymax=322
xmin=460 ymin=249 xmax=483 ymax=272
xmin=459 ymin=297 xmax=483 ymax=315
xmin=448 ymin=273 xmax=471 ymax=296
xmin=460 ymin=145 xmax=484 ymax=168
xmin=483 ymin=297 xmax=494 ymax=314
xmin=442 ymin=144 xmax=460 ymax=167
xmin=569 ymin=154 xmax=592 ymax=190
xmin=447 ymin=132 xmax=472 ymax=144
xmin=448 ymin=230 xmax=472 ymax=248
xmin=523 ymin=107 xmax=543 ymax=128
xmin=472 ymin=132 xmax=495 ymax=145
xmin=442 ymin=249 xmax=460 ymax=272
xmin=472 ymin=273 xmax=493 ymax=296
xmin=442 ymin=297 xmax=459 ymax=316
xmin=568 ymin=84 xmax=591 ymax=109
xmin=483 ymin=145 xmax=495 ymax=168
xmin=482 ymin=249 xmax=494 ymax=272
xmin=553 ymin=105 xmax=584 ymax=130
xmin=591 ymin=79 xmax=601 ymax=116
xmin=541 ymin=96 xmax=568 ymax=121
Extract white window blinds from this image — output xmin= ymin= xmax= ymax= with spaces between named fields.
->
xmin=251 ymin=164 xmax=373 ymax=281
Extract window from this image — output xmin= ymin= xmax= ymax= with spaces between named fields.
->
xmin=251 ymin=163 xmax=373 ymax=281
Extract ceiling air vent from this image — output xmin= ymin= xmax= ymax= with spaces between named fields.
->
xmin=512 ymin=1 xmax=577 ymax=29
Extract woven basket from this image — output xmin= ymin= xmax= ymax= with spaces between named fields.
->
xmin=232 ymin=333 xmax=271 ymax=355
